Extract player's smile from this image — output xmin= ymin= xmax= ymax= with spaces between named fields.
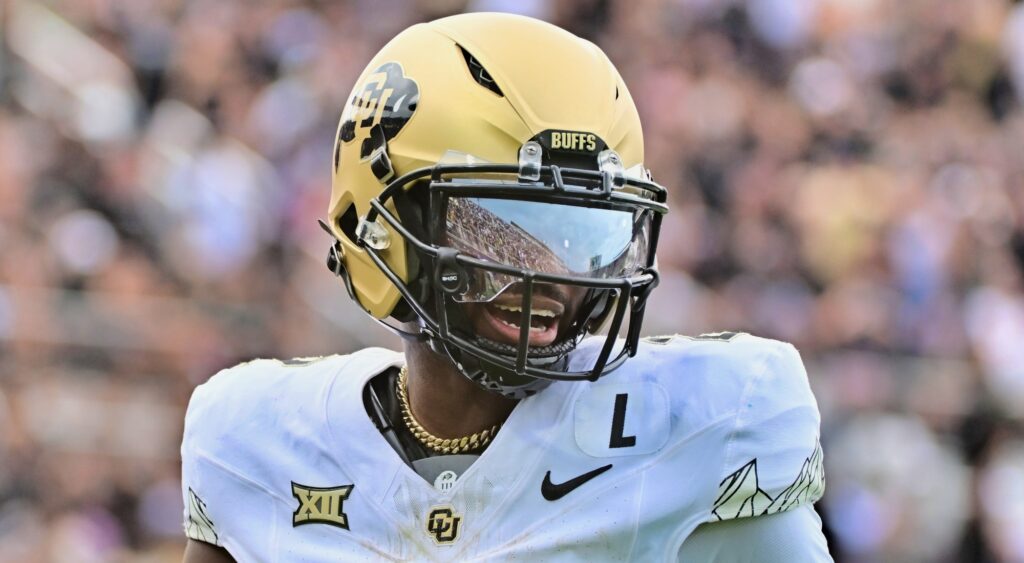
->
xmin=478 ymin=294 xmax=564 ymax=346
xmin=467 ymin=285 xmax=581 ymax=347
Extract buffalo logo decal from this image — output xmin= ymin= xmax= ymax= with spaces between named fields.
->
xmin=338 ymin=62 xmax=419 ymax=147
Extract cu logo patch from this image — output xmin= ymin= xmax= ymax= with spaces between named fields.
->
xmin=425 ymin=506 xmax=462 ymax=544
xmin=291 ymin=482 xmax=353 ymax=530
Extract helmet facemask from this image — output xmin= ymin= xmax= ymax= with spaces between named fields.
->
xmin=333 ymin=140 xmax=667 ymax=399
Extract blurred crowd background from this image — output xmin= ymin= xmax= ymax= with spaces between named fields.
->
xmin=1 ymin=0 xmax=1023 ymax=560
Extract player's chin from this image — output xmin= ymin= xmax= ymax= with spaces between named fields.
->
xmin=466 ymin=301 xmax=565 ymax=348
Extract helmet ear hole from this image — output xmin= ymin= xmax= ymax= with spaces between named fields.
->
xmin=337 ymin=205 xmax=359 ymax=243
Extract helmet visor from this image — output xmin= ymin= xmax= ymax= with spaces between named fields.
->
xmin=444 ymin=196 xmax=652 ymax=303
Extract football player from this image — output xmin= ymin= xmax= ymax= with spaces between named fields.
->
xmin=182 ymin=13 xmax=831 ymax=562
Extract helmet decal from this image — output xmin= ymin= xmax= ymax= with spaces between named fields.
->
xmin=538 ymin=130 xmax=606 ymax=155
xmin=338 ymin=62 xmax=419 ymax=146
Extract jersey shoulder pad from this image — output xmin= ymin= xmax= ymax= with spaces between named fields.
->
xmin=183 ymin=355 xmax=347 ymax=468
xmin=620 ymin=333 xmax=823 ymax=521
xmin=180 ymin=348 xmax=401 ymax=549
xmin=699 ymin=337 xmax=824 ymax=522
xmin=566 ymin=335 xmax=822 ymax=530
xmin=628 ymin=332 xmax=807 ymax=428
xmin=180 ymin=355 xmax=347 ymax=548
xmin=182 ymin=348 xmax=401 ymax=481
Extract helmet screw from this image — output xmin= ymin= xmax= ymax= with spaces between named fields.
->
xmin=518 ymin=141 xmax=543 ymax=181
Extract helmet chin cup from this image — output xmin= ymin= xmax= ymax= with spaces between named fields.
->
xmin=436 ymin=336 xmax=558 ymax=400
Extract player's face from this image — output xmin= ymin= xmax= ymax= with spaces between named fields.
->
xmin=443 ymin=196 xmax=648 ymax=349
xmin=463 ymin=283 xmax=587 ymax=347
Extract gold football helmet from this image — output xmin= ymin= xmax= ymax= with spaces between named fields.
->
xmin=324 ymin=13 xmax=667 ymax=398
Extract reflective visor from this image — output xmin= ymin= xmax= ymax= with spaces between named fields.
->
xmin=445 ymin=197 xmax=651 ymax=302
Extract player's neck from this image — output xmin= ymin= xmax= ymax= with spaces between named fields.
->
xmin=402 ymin=341 xmax=518 ymax=440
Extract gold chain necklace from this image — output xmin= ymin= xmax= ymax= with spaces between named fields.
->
xmin=396 ymin=365 xmax=500 ymax=455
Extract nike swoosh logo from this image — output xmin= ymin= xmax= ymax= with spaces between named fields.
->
xmin=541 ymin=464 xmax=613 ymax=501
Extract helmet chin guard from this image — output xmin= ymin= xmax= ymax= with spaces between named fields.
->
xmin=426 ymin=331 xmax=564 ymax=400
xmin=326 ymin=146 xmax=667 ymax=399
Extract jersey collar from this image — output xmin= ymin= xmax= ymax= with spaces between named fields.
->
xmin=324 ymin=347 xmax=578 ymax=552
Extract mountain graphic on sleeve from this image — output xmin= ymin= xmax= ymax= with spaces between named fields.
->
xmin=185 ymin=488 xmax=219 ymax=544
xmin=712 ymin=440 xmax=825 ymax=521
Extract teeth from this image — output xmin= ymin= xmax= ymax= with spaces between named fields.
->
xmin=499 ymin=319 xmax=546 ymax=333
xmin=494 ymin=304 xmax=557 ymax=318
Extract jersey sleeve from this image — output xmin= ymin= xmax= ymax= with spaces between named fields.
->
xmin=680 ymin=504 xmax=833 ymax=561
xmin=179 ymin=360 xmax=282 ymax=552
xmin=710 ymin=342 xmax=825 ymax=522
xmin=181 ymin=374 xmax=224 ymax=546
xmin=180 ymin=364 xmax=290 ymax=556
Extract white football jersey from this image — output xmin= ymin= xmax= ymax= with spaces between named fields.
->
xmin=181 ymin=333 xmax=824 ymax=561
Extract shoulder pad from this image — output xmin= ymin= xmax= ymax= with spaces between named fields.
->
xmin=568 ymin=334 xmax=823 ymax=523
xmin=182 ymin=355 xmax=354 ymax=481
xmin=180 ymin=349 xmax=401 ymax=551
xmin=709 ymin=341 xmax=824 ymax=522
